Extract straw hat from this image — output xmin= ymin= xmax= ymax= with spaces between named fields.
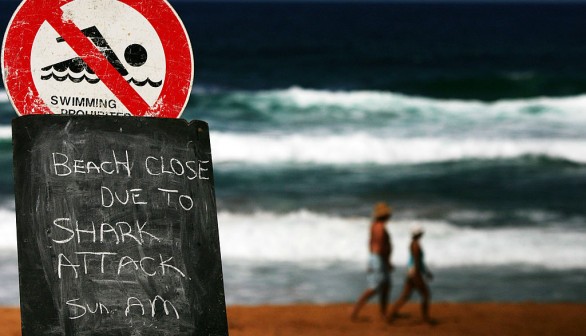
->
xmin=372 ymin=202 xmax=392 ymax=220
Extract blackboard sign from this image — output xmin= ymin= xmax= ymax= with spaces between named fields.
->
xmin=12 ymin=115 xmax=228 ymax=336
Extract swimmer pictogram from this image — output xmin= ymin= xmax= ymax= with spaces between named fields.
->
xmin=41 ymin=26 xmax=162 ymax=87
xmin=2 ymin=0 xmax=193 ymax=118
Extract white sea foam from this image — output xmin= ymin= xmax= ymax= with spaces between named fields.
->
xmin=211 ymin=132 xmax=586 ymax=165
xmin=0 ymin=205 xmax=17 ymax=251
xmin=288 ymin=87 xmax=586 ymax=121
xmin=1 ymin=206 xmax=583 ymax=269
xmin=1 ymin=90 xmax=13 ymax=140
xmin=217 ymin=210 xmax=586 ymax=270
xmin=201 ymin=86 xmax=586 ymax=122
xmin=0 ymin=126 xmax=11 ymax=140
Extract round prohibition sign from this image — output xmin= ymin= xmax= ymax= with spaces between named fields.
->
xmin=1 ymin=0 xmax=194 ymax=118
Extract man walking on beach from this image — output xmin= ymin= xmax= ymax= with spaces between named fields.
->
xmin=350 ymin=202 xmax=393 ymax=320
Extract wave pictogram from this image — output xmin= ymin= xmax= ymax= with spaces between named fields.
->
xmin=128 ymin=78 xmax=163 ymax=87
xmin=41 ymin=72 xmax=101 ymax=84
xmin=40 ymin=66 xmax=162 ymax=87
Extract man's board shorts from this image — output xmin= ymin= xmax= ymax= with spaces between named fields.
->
xmin=367 ymin=253 xmax=390 ymax=291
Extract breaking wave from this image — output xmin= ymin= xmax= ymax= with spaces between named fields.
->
xmin=210 ymin=133 xmax=586 ymax=165
xmin=217 ymin=210 xmax=586 ymax=270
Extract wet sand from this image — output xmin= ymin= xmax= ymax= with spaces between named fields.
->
xmin=2 ymin=303 xmax=586 ymax=335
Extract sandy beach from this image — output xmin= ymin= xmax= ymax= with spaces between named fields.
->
xmin=1 ymin=302 xmax=586 ymax=336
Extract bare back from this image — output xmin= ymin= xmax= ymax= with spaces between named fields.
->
xmin=369 ymin=221 xmax=391 ymax=262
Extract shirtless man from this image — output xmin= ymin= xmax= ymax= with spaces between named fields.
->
xmin=350 ymin=202 xmax=393 ymax=320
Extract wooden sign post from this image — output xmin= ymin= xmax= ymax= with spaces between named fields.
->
xmin=12 ymin=116 xmax=228 ymax=335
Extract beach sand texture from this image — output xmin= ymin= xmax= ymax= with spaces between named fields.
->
xmin=2 ymin=303 xmax=586 ymax=336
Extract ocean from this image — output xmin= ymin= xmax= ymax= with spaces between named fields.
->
xmin=1 ymin=1 xmax=586 ymax=306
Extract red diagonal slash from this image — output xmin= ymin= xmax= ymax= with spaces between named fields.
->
xmin=42 ymin=1 xmax=152 ymax=116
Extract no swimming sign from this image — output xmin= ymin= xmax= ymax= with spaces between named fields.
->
xmin=1 ymin=0 xmax=194 ymax=117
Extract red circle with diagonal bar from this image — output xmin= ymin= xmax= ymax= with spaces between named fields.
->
xmin=2 ymin=0 xmax=193 ymax=118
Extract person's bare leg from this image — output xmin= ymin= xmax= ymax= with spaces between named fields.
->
xmin=413 ymin=276 xmax=432 ymax=323
xmin=379 ymin=282 xmax=389 ymax=319
xmin=350 ymin=288 xmax=377 ymax=320
xmin=388 ymin=279 xmax=413 ymax=321
xmin=420 ymin=283 xmax=431 ymax=323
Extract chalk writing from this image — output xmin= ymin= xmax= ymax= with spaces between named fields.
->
xmin=100 ymin=187 xmax=148 ymax=207
xmin=51 ymin=218 xmax=160 ymax=245
xmin=125 ymin=295 xmax=180 ymax=319
xmin=66 ymin=298 xmax=110 ymax=320
xmin=47 ymin=149 xmax=200 ymax=319
xmin=52 ymin=150 xmax=132 ymax=177
xmin=13 ymin=116 xmax=228 ymax=335
xmin=57 ymin=252 xmax=185 ymax=279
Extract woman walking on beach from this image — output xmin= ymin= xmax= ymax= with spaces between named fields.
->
xmin=389 ymin=225 xmax=433 ymax=324
xmin=350 ymin=202 xmax=393 ymax=320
